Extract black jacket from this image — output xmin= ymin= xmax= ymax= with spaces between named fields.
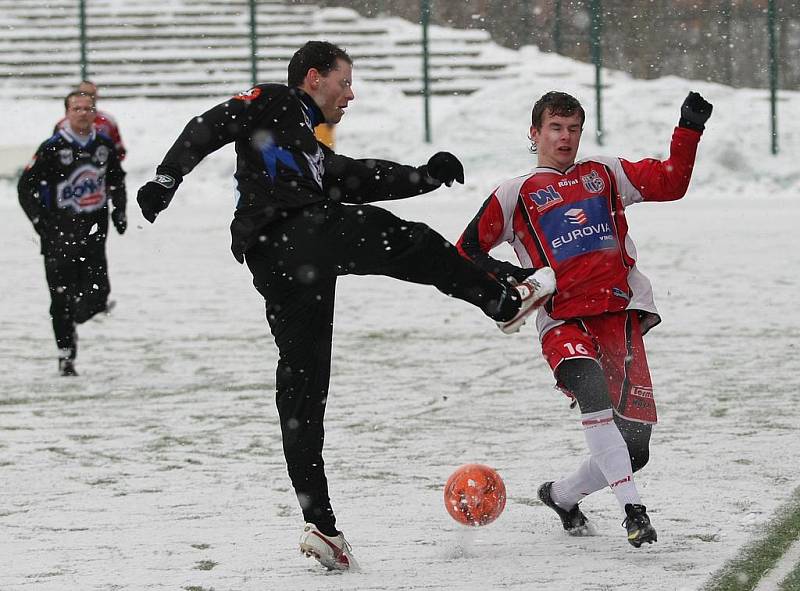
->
xmin=155 ymin=84 xmax=444 ymax=260
xmin=18 ymin=128 xmax=126 ymax=257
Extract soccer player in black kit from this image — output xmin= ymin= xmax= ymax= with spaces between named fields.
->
xmin=137 ymin=41 xmax=554 ymax=570
xmin=19 ymin=90 xmax=127 ymax=377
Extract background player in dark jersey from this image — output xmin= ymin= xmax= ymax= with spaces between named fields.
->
xmin=19 ymin=90 xmax=127 ymax=377
xmin=53 ymin=80 xmax=128 ymax=162
xmin=55 ymin=81 xmax=127 ymax=161
xmin=136 ymin=41 xmax=553 ymax=570
xmin=458 ymin=90 xmax=712 ymax=548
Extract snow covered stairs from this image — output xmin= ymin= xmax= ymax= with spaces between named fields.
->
xmin=0 ymin=0 xmax=517 ymax=100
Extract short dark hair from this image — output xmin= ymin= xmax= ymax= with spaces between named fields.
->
xmin=287 ymin=41 xmax=352 ymax=87
xmin=531 ymin=91 xmax=585 ymax=129
xmin=64 ymin=90 xmax=94 ymax=110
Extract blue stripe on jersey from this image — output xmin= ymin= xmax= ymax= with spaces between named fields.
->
xmin=260 ymin=144 xmax=300 ymax=180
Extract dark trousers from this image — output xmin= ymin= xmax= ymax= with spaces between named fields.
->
xmin=43 ymin=237 xmax=110 ymax=359
xmin=245 ymin=202 xmax=507 ymax=533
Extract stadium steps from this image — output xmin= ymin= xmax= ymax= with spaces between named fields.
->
xmin=0 ymin=0 xmax=517 ymax=99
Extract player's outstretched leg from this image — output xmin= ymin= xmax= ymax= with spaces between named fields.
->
xmin=299 ymin=523 xmax=359 ymax=571
xmin=537 ymin=481 xmax=593 ymax=536
xmin=623 ymin=504 xmax=657 ymax=547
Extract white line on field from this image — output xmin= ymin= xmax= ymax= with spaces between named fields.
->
xmin=753 ymin=536 xmax=800 ymax=591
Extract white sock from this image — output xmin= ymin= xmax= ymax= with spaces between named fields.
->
xmin=551 ymin=456 xmax=608 ymax=509
xmin=576 ymin=409 xmax=641 ymax=512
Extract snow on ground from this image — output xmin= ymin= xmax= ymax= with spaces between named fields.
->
xmin=1 ymin=44 xmax=799 ymax=590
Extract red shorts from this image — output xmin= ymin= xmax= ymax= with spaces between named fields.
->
xmin=541 ymin=310 xmax=657 ymax=424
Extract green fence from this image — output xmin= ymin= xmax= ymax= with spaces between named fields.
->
xmin=71 ymin=0 xmax=787 ymax=151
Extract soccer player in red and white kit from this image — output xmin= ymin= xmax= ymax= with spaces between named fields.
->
xmin=457 ymin=90 xmax=712 ymax=547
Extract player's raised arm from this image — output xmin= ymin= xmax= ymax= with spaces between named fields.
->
xmin=321 ymin=148 xmax=464 ymax=204
xmin=137 ymin=88 xmax=272 ymax=222
xmin=613 ymin=91 xmax=713 ymax=204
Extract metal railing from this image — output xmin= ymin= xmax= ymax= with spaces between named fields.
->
xmin=70 ymin=0 xmax=786 ymax=151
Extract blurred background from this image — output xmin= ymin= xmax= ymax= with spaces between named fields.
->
xmin=1 ymin=0 xmax=795 ymax=101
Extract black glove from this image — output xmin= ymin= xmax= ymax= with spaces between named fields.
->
xmin=679 ymin=91 xmax=713 ymax=132
xmin=426 ymin=152 xmax=464 ymax=187
xmin=111 ymin=208 xmax=127 ymax=234
xmin=492 ymin=261 xmax=536 ymax=285
xmin=137 ymin=167 xmax=181 ymax=223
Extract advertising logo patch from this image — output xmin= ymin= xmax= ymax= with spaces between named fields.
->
xmin=565 ymin=208 xmax=588 ymax=225
xmin=527 ymin=184 xmax=563 ymax=212
xmin=56 ymin=165 xmax=107 ymax=212
xmin=541 ymin=196 xmax=617 ymax=262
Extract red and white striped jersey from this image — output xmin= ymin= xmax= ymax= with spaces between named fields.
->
xmin=457 ymin=126 xmax=702 ymax=338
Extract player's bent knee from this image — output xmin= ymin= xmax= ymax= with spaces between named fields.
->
xmin=555 ymin=358 xmax=611 ymax=414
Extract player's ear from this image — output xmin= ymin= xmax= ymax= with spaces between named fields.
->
xmin=306 ymin=68 xmax=322 ymax=90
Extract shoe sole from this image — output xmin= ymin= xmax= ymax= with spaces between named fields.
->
xmin=499 ymin=294 xmax=549 ymax=334
xmin=628 ymin=529 xmax=658 ymax=548
xmin=299 ymin=542 xmax=350 ymax=571
xmin=499 ymin=269 xmax=556 ymax=334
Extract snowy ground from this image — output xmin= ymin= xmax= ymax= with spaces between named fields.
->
xmin=1 ymin=46 xmax=799 ymax=590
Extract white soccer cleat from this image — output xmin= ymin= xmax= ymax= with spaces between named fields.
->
xmin=497 ymin=267 xmax=556 ymax=334
xmin=299 ymin=523 xmax=359 ymax=571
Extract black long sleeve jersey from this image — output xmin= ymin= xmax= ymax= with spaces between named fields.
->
xmin=18 ymin=128 xmax=126 ymax=255
xmin=156 ymin=84 xmax=444 ymax=260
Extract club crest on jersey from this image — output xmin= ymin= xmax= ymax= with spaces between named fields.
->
xmin=232 ymin=87 xmax=262 ymax=101
xmin=56 ymin=164 xmax=107 ymax=213
xmin=581 ymin=170 xmax=606 ymax=194
xmin=93 ymin=145 xmax=110 ymax=165
xmin=58 ymin=148 xmax=73 ymax=165
xmin=581 ymin=170 xmax=606 ymax=193
xmin=528 ymin=184 xmax=563 ymax=212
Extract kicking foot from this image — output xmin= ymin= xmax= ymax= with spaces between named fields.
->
xmin=497 ymin=267 xmax=556 ymax=334
xmin=538 ymin=481 xmax=593 ymax=536
xmin=299 ymin=523 xmax=359 ymax=571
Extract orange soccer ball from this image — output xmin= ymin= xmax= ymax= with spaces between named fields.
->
xmin=444 ymin=464 xmax=507 ymax=526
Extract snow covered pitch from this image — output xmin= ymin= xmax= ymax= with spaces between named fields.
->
xmin=1 ymin=46 xmax=799 ymax=590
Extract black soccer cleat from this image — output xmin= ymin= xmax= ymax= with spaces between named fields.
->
xmin=538 ymin=481 xmax=591 ymax=535
xmin=59 ymin=358 xmax=78 ymax=377
xmin=623 ymin=503 xmax=657 ymax=548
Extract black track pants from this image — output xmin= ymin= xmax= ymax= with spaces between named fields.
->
xmin=43 ymin=237 xmax=110 ymax=359
xmin=245 ymin=202 xmax=509 ymax=533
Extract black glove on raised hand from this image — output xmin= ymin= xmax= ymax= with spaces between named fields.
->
xmin=426 ymin=151 xmax=465 ymax=187
xmin=111 ymin=208 xmax=127 ymax=234
xmin=679 ymin=91 xmax=713 ymax=132
xmin=137 ymin=167 xmax=181 ymax=223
